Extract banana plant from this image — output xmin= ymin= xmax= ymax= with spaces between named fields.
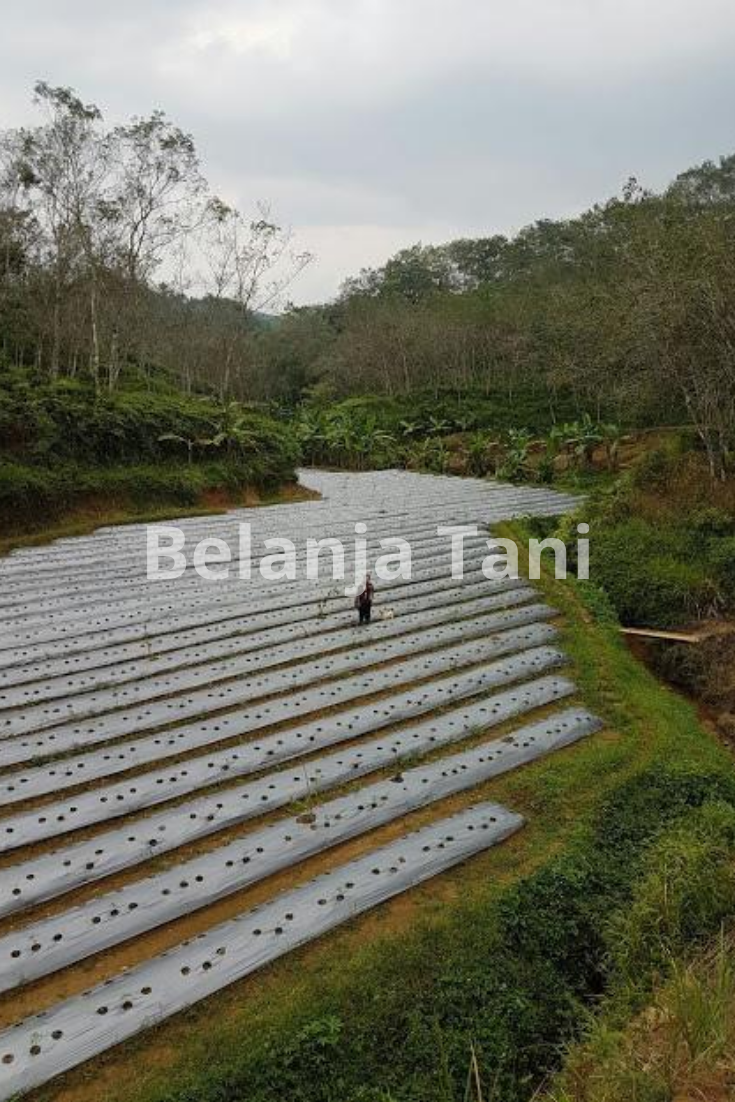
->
xmin=598 ymin=420 xmax=622 ymax=470
xmin=406 ymin=436 xmax=449 ymax=473
xmin=572 ymin=413 xmax=604 ymax=468
xmin=425 ymin=415 xmax=453 ymax=435
xmin=454 ymin=411 xmax=479 ymax=432
xmin=496 ymin=428 xmax=536 ymax=482
xmin=538 ymin=423 xmax=570 ymax=479
xmin=355 ymin=418 xmax=397 ymax=468
xmin=296 ymin=410 xmax=328 ymax=463
xmin=210 ymin=403 xmax=264 ymax=456
xmin=398 ymin=418 xmax=422 ymax=439
xmin=158 ymin=432 xmax=219 ymax=464
xmin=466 ymin=431 xmax=497 ymax=477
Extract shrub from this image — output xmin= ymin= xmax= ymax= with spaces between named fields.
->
xmin=689 ymin=507 xmax=735 ymax=539
xmin=707 ymin=536 xmax=735 ymax=600
xmin=0 ymin=462 xmax=58 ymax=513
xmin=586 ymin=518 xmax=726 ymax=626
xmin=629 ymin=448 xmax=676 ymax=492
xmin=0 ymin=369 xmax=300 ymax=528
xmin=592 ymin=766 xmax=735 ymax=866
xmin=0 ymin=459 xmax=294 ymax=528
xmin=0 ymin=370 xmax=300 ymax=477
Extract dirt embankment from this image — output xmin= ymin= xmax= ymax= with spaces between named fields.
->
xmin=0 ymin=481 xmax=320 ymax=557
xmin=628 ymin=625 xmax=735 ymax=744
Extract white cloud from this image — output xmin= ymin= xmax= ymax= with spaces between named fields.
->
xmin=184 ymin=7 xmax=303 ymax=60
xmin=2 ymin=0 xmax=735 ymax=302
xmin=164 ymin=0 xmax=735 ymax=100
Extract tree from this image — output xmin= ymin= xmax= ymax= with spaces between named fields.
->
xmin=197 ymin=198 xmax=312 ymax=397
xmin=107 ymin=111 xmax=205 ymax=284
xmin=0 ymin=82 xmax=311 ymax=398
xmin=3 ymin=82 xmax=111 ymax=381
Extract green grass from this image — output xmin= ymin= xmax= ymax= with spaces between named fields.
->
xmin=87 ymin=520 xmax=735 ymax=1102
xmin=546 ymin=925 xmax=735 ymax=1102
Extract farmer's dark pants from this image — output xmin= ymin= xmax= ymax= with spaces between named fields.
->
xmin=359 ymin=604 xmax=372 ymax=624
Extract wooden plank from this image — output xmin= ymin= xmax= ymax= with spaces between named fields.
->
xmin=621 ymin=626 xmax=699 ymax=644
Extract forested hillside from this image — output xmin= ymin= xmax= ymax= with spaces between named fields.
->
xmin=3 ymin=72 xmax=735 ymax=1102
xmin=0 ymin=82 xmax=310 ymax=396
xmin=281 ymin=159 xmax=735 ymax=484
xmin=2 ymin=82 xmax=734 ymax=536
xmin=0 ymin=83 xmax=310 ymax=533
xmin=3 ymin=84 xmax=735 ymax=455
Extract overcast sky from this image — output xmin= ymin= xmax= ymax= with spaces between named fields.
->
xmin=1 ymin=0 xmax=734 ymax=303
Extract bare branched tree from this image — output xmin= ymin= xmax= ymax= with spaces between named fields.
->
xmin=0 ymin=83 xmax=311 ymax=397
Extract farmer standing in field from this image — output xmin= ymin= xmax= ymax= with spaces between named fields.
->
xmin=356 ymin=573 xmax=375 ymax=625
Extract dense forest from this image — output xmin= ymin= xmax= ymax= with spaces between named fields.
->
xmin=1 ymin=81 xmax=734 ymax=567
xmin=290 ymin=159 xmax=735 ymax=484
xmin=2 ymin=83 xmax=735 ymax=481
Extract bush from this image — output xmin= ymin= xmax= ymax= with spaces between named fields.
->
xmin=629 ymin=448 xmax=676 ymax=492
xmin=0 ymin=368 xmax=300 ymax=476
xmin=0 ymin=368 xmax=300 ymax=528
xmin=0 ymin=462 xmax=59 ymax=513
xmin=707 ymin=536 xmax=735 ymax=600
xmin=689 ymin=507 xmax=735 ymax=539
xmin=589 ymin=521 xmax=698 ymax=626
xmin=591 ymin=766 xmax=735 ymax=866
xmin=570 ymin=504 xmax=732 ymax=627
xmin=0 ymin=459 xmax=294 ymax=528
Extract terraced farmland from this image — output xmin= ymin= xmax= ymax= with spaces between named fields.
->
xmin=0 ymin=469 xmax=601 ymax=1100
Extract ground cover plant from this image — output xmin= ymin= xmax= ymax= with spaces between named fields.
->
xmin=0 ymin=364 xmax=301 ymax=534
xmin=93 ymin=526 xmax=735 ymax=1102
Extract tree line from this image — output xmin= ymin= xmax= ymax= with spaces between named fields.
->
xmin=2 ymin=83 xmax=734 ymax=478
xmin=0 ymin=82 xmax=310 ymax=396
xmin=272 ymin=163 xmax=735 ymax=479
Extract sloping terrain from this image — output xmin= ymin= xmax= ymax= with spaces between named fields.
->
xmin=0 ymin=469 xmax=599 ymax=1100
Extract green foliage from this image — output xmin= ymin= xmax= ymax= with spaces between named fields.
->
xmin=590 ymin=521 xmax=724 ymax=626
xmin=0 ymin=460 xmax=285 ymax=525
xmin=293 ymin=388 xmax=581 ymax=470
xmin=0 ymin=462 xmax=60 ymax=514
xmin=292 ymin=394 xmax=624 ymax=483
xmin=0 ymin=367 xmax=299 ymax=526
xmin=545 ymin=811 xmax=735 ymax=1102
xmin=496 ymin=428 xmax=536 ymax=481
xmin=688 ymin=506 xmax=735 ymax=539
xmin=5 ymin=108 xmax=735 ymax=465
xmin=465 ymin=431 xmax=498 ymax=477
xmin=545 ymin=936 xmax=735 ymax=1102
xmin=629 ymin=448 xmax=678 ymax=492
xmin=574 ymin=582 xmax=621 ymax=626
xmin=405 ymin=437 xmax=450 ymax=474
xmin=296 ymin=404 xmax=400 ymax=470
xmin=558 ymin=448 xmax=735 ymax=627
xmin=706 ymin=536 xmax=735 ymax=600
xmin=608 ymin=802 xmax=735 ymax=987
xmin=127 ymin=763 xmax=735 ymax=1102
xmin=0 ymin=368 xmax=298 ymax=471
